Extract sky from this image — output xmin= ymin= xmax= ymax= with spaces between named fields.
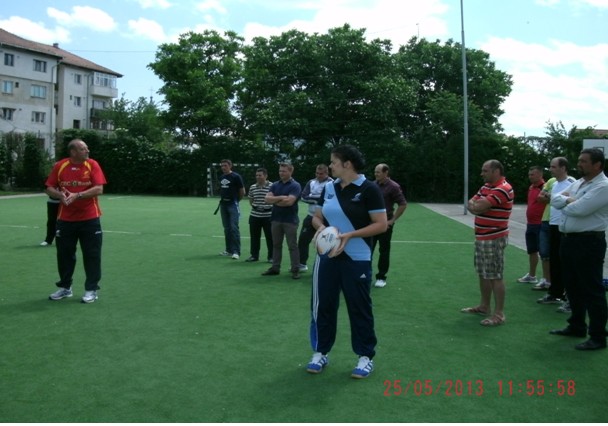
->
xmin=1 ymin=0 xmax=607 ymax=137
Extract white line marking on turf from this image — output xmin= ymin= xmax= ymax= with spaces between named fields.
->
xmin=170 ymin=234 xmax=193 ymax=237
xmin=104 ymin=230 xmax=141 ymax=235
xmin=388 ymin=240 xmax=472 ymax=245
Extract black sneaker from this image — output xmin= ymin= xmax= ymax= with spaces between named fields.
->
xmin=537 ymin=295 xmax=562 ymax=304
xmin=262 ymin=268 xmax=280 ymax=276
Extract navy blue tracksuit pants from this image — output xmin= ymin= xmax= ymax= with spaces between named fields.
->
xmin=310 ymin=255 xmax=377 ymax=358
xmin=55 ymin=218 xmax=103 ymax=291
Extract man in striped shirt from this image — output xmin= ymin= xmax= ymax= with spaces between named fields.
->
xmin=246 ymin=168 xmax=273 ymax=262
xmin=462 ymin=160 xmax=514 ymax=326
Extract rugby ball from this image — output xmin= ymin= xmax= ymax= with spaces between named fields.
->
xmin=316 ymin=226 xmax=341 ymax=256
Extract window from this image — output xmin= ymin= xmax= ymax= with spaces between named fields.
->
xmin=2 ymin=81 xmax=14 ymax=94
xmin=74 ymin=96 xmax=82 ymax=107
xmin=92 ymin=100 xmax=107 ymax=109
xmin=4 ymin=53 xmax=14 ymax=66
xmin=31 ymin=85 xmax=47 ymax=98
xmin=73 ymin=120 xmax=81 ymax=129
xmin=32 ymin=111 xmax=46 ymax=124
xmin=93 ymin=72 xmax=117 ymax=89
xmin=34 ymin=60 xmax=47 ymax=73
xmin=74 ymin=74 xmax=82 ymax=85
xmin=2 ymin=108 xmax=15 ymax=120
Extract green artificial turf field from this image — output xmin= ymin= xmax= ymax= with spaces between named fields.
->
xmin=0 ymin=195 xmax=605 ymax=422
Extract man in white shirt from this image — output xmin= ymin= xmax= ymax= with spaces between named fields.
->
xmin=549 ymin=148 xmax=608 ymax=350
xmin=536 ymin=157 xmax=575 ymax=306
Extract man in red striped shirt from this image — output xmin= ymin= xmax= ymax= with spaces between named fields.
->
xmin=462 ymin=160 xmax=514 ymax=326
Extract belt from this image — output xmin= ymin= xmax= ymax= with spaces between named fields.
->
xmin=561 ymin=231 xmax=605 ymax=238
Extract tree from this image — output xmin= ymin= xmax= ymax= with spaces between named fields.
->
xmin=237 ymin=24 xmax=417 ymax=172
xmin=99 ymin=96 xmax=175 ymax=150
xmin=148 ymin=30 xmax=244 ymax=145
xmin=394 ymin=38 xmax=513 ymax=201
xmin=15 ymin=133 xmax=45 ymax=189
xmin=0 ymin=135 xmax=8 ymax=187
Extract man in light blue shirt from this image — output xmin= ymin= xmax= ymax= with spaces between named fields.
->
xmin=549 ymin=148 xmax=608 ymax=350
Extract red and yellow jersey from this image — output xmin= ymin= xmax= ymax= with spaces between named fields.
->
xmin=472 ymin=178 xmax=514 ymax=240
xmin=45 ymin=158 xmax=107 ymax=221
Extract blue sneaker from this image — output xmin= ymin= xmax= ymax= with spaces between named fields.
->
xmin=351 ymin=356 xmax=374 ymax=379
xmin=306 ymin=352 xmax=328 ymax=374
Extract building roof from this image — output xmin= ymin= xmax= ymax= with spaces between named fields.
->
xmin=0 ymin=28 xmax=122 ymax=77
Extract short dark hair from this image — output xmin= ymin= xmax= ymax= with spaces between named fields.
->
xmin=256 ymin=167 xmax=267 ymax=175
xmin=529 ymin=165 xmax=543 ymax=173
xmin=279 ymin=162 xmax=294 ymax=172
xmin=331 ymin=145 xmax=366 ymax=173
xmin=486 ymin=159 xmax=504 ymax=176
xmin=220 ymin=159 xmax=232 ymax=167
xmin=377 ymin=163 xmax=390 ymax=173
xmin=581 ymin=148 xmax=605 ymax=168
xmin=552 ymin=157 xmax=569 ymax=169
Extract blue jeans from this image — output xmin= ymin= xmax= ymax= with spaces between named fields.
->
xmin=220 ymin=202 xmax=241 ymax=255
xmin=539 ymin=221 xmax=550 ymax=260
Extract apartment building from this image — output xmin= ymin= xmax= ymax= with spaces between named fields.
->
xmin=0 ymin=28 xmax=122 ymax=154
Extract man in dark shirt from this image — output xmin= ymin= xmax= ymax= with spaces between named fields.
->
xmin=218 ymin=159 xmax=245 ymax=260
xmin=262 ymin=163 xmax=302 ymax=279
xmin=372 ymin=163 xmax=407 ymax=288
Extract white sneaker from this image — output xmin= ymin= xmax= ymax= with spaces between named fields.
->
xmin=532 ymin=279 xmax=551 ymax=291
xmin=81 ymin=291 xmax=98 ymax=304
xmin=517 ymin=273 xmax=538 ymax=283
xmin=49 ymin=288 xmax=73 ymax=300
xmin=351 ymin=356 xmax=374 ymax=379
xmin=374 ymin=279 xmax=387 ymax=288
xmin=40 ymin=241 xmax=50 ymax=246
xmin=298 ymin=264 xmax=308 ymax=272
xmin=231 ymin=253 xmax=240 ymax=260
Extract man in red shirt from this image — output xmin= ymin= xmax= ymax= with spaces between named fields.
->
xmin=516 ymin=166 xmax=547 ymax=284
xmin=462 ymin=160 xmax=514 ymax=326
xmin=45 ymin=139 xmax=107 ymax=304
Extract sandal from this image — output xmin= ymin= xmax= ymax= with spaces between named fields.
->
xmin=460 ymin=306 xmax=488 ymax=315
xmin=480 ymin=315 xmax=505 ymax=327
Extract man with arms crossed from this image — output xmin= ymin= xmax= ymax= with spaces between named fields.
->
xmin=297 ymin=164 xmax=333 ymax=272
xmin=262 ymin=163 xmax=302 ymax=279
xmin=550 ymin=148 xmax=608 ymax=350
xmin=517 ymin=166 xmax=547 ymax=285
xmin=462 ymin=160 xmax=513 ymax=326
xmin=536 ymin=158 xmax=575 ymax=307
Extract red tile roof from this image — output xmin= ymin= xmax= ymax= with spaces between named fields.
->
xmin=0 ymin=28 xmax=122 ymax=77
